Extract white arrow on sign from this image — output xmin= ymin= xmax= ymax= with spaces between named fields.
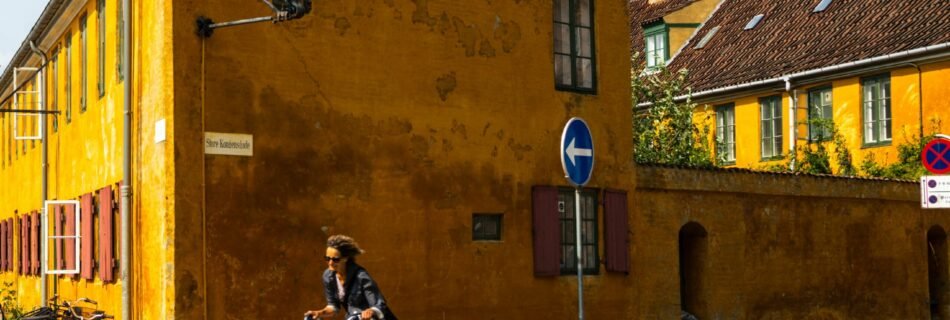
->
xmin=566 ymin=138 xmax=593 ymax=166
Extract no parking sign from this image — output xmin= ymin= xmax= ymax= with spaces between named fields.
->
xmin=923 ymin=136 xmax=950 ymax=175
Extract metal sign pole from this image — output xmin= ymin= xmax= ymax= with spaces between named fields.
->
xmin=575 ymin=186 xmax=584 ymax=320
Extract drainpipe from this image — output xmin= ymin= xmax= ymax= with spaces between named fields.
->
xmin=784 ymin=77 xmax=797 ymax=171
xmin=906 ymin=63 xmax=924 ymax=139
xmin=121 ymin=0 xmax=132 ymax=316
xmin=28 ymin=40 xmax=48 ymax=304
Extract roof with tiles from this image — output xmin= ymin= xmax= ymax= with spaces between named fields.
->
xmin=667 ymin=0 xmax=950 ymax=93
xmin=628 ymin=0 xmax=699 ymax=57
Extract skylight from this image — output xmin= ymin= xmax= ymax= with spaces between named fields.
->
xmin=694 ymin=26 xmax=720 ymax=49
xmin=814 ymin=0 xmax=832 ymax=12
xmin=744 ymin=14 xmax=764 ymax=30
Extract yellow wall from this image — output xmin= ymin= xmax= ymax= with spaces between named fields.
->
xmin=0 ymin=0 xmax=155 ymax=317
xmin=700 ymin=62 xmax=950 ymax=173
xmin=663 ymin=0 xmax=718 ymax=55
xmin=169 ymin=0 xmax=634 ymax=319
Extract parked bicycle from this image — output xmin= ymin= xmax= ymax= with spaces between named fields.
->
xmin=18 ymin=295 xmax=113 ymax=320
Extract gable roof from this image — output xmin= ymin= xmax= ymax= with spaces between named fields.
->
xmin=668 ymin=0 xmax=950 ymax=94
xmin=628 ymin=0 xmax=699 ymax=57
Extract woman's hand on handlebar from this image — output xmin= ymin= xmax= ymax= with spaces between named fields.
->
xmin=360 ymin=309 xmax=376 ymax=319
xmin=305 ymin=308 xmax=335 ymax=319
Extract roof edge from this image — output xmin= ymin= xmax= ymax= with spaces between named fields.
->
xmin=639 ymin=41 xmax=950 ymax=107
xmin=0 ymin=0 xmax=69 ymax=100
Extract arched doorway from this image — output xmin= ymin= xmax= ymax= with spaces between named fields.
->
xmin=680 ymin=222 xmax=708 ymax=319
xmin=929 ymin=225 xmax=948 ymax=319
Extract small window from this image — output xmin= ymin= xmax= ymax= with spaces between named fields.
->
xmin=807 ymin=86 xmax=833 ymax=141
xmin=744 ymin=14 xmax=764 ymax=30
xmin=814 ymin=0 xmax=832 ymax=12
xmin=716 ymin=104 xmax=736 ymax=163
xmin=80 ymin=14 xmax=88 ymax=113
xmin=694 ymin=26 xmax=720 ymax=49
xmin=553 ymin=0 xmax=596 ymax=93
xmin=644 ymin=22 xmax=668 ymax=69
xmin=558 ymin=188 xmax=598 ymax=275
xmin=98 ymin=0 xmax=106 ymax=97
xmin=862 ymin=74 xmax=891 ymax=145
xmin=472 ymin=214 xmax=502 ymax=241
xmin=759 ymin=96 xmax=783 ymax=160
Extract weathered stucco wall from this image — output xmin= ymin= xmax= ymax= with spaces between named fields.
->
xmin=635 ymin=165 xmax=947 ymax=319
xmin=171 ymin=0 xmax=635 ymax=319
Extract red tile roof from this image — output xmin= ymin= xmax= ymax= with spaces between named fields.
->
xmin=629 ymin=0 xmax=700 ymax=58
xmin=667 ymin=0 xmax=950 ymax=93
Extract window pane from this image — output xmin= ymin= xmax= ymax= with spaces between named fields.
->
xmin=576 ymin=0 xmax=591 ymax=27
xmin=727 ymin=110 xmax=735 ymax=126
xmin=554 ymin=23 xmax=571 ymax=54
xmin=555 ymin=54 xmax=572 ymax=86
xmin=575 ymin=27 xmax=591 ymax=57
xmin=882 ymin=119 xmax=891 ymax=141
xmin=554 ymin=0 xmax=569 ymax=23
xmin=576 ymin=58 xmax=592 ymax=89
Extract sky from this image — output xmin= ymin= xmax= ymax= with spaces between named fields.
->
xmin=0 ymin=1 xmax=48 ymax=70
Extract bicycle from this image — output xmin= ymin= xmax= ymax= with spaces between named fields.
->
xmin=19 ymin=296 xmax=113 ymax=320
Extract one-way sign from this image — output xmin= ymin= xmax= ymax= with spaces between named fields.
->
xmin=561 ymin=117 xmax=594 ymax=187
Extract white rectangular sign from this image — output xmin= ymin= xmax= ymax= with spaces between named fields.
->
xmin=205 ymin=132 xmax=253 ymax=156
xmin=922 ymin=176 xmax=950 ymax=209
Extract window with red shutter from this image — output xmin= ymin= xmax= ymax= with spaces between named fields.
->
xmin=603 ymin=190 xmax=629 ymax=273
xmin=65 ymin=203 xmax=77 ymax=276
xmin=6 ymin=219 xmax=13 ymax=272
xmin=99 ymin=185 xmax=115 ymax=282
xmin=21 ymin=215 xmax=27 ymax=275
xmin=532 ymin=186 xmax=560 ymax=276
xmin=54 ymin=205 xmax=62 ymax=270
xmin=81 ymin=193 xmax=95 ymax=280
xmin=31 ymin=211 xmax=40 ymax=275
xmin=1 ymin=220 xmax=6 ymax=272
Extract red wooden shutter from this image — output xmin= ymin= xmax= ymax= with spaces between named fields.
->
xmin=99 ymin=185 xmax=115 ymax=282
xmin=604 ymin=190 xmax=629 ymax=273
xmin=81 ymin=194 xmax=94 ymax=279
xmin=31 ymin=211 xmax=40 ymax=275
xmin=7 ymin=219 xmax=13 ymax=272
xmin=532 ymin=186 xmax=560 ymax=276
xmin=20 ymin=215 xmax=27 ymax=274
xmin=1 ymin=220 xmax=6 ymax=271
xmin=64 ymin=203 xmax=76 ymax=274
xmin=54 ymin=206 xmax=62 ymax=270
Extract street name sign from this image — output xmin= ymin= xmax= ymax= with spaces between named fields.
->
xmin=921 ymin=176 xmax=950 ymax=209
xmin=560 ymin=117 xmax=594 ymax=187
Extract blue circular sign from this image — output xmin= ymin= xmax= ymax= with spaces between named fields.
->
xmin=560 ymin=118 xmax=594 ymax=187
xmin=923 ymin=137 xmax=950 ymax=174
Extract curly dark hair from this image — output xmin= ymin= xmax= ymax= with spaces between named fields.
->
xmin=327 ymin=235 xmax=365 ymax=259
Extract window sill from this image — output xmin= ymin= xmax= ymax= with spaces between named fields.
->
xmin=760 ymin=156 xmax=785 ymax=162
xmin=555 ymin=85 xmax=598 ymax=95
xmin=720 ymin=160 xmax=736 ymax=166
xmin=861 ymin=141 xmax=892 ymax=149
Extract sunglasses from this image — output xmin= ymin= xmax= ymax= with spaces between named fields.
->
xmin=325 ymin=256 xmax=343 ymax=263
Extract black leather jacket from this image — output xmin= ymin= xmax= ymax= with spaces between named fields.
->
xmin=322 ymin=262 xmax=397 ymax=320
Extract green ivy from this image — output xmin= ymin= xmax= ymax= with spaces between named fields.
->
xmin=1 ymin=281 xmax=24 ymax=320
xmin=631 ymin=60 xmax=716 ymax=167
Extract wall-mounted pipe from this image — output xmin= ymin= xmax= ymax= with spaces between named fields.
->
xmin=121 ymin=0 xmax=132 ymax=316
xmin=784 ymin=77 xmax=797 ymax=171
xmin=28 ymin=40 xmax=48 ymax=304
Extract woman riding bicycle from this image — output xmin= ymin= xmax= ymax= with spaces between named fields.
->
xmin=304 ymin=235 xmax=397 ymax=320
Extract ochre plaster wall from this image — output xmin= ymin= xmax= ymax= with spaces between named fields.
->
xmin=634 ymin=165 xmax=948 ymax=319
xmin=698 ymin=61 xmax=950 ymax=172
xmin=171 ymin=0 xmax=634 ymax=319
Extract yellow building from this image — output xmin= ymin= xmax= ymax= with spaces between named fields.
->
xmin=628 ymin=0 xmax=718 ymax=69
xmin=661 ymin=0 xmax=950 ymax=171
xmin=0 ymin=0 xmax=635 ymax=319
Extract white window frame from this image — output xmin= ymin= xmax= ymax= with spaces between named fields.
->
xmin=44 ymin=200 xmax=80 ymax=275
xmin=12 ymin=67 xmax=43 ymax=141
